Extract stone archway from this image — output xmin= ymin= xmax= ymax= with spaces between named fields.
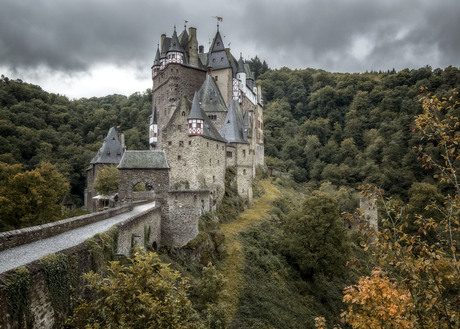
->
xmin=117 ymin=150 xmax=170 ymax=206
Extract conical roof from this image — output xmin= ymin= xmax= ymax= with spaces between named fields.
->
xmin=220 ymin=100 xmax=247 ymax=143
xmin=188 ymin=92 xmax=206 ymax=120
xmin=90 ymin=127 xmax=124 ymax=164
xmin=153 ymin=45 xmax=160 ymax=66
xmin=197 ymin=75 xmax=228 ymax=112
xmin=210 ymin=30 xmax=225 ymax=52
xmin=169 ymin=27 xmax=181 ymax=52
xmin=237 ymin=54 xmax=245 ymax=73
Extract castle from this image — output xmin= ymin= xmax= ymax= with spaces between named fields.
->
xmin=85 ymin=24 xmax=264 ymax=247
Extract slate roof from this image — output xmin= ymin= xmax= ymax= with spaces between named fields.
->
xmin=153 ymin=45 xmax=160 ymax=67
xmin=188 ymin=92 xmax=206 ymax=120
xmin=160 ymin=37 xmax=171 ymax=58
xmin=197 ymin=75 xmax=228 ymax=112
xmin=237 ymin=54 xmax=245 ymax=73
xmin=187 ymin=93 xmax=226 ymax=142
xmin=90 ymin=127 xmax=124 ymax=164
xmin=220 ymin=99 xmax=248 ymax=144
xmin=169 ymin=28 xmax=181 ymax=52
xmin=117 ymin=150 xmax=169 ymax=169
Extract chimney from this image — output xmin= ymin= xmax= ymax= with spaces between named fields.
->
xmin=187 ymin=27 xmax=199 ymax=67
xmin=120 ymin=133 xmax=126 ymax=150
xmin=160 ymin=33 xmax=166 ymax=52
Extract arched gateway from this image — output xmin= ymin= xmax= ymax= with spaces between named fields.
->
xmin=117 ymin=150 xmax=170 ymax=206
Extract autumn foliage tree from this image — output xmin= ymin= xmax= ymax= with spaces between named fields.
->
xmin=342 ymin=90 xmax=460 ymax=328
xmin=68 ymin=249 xmax=200 ymax=329
xmin=0 ymin=161 xmax=69 ymax=230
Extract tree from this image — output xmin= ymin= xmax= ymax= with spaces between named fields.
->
xmin=343 ymin=90 xmax=460 ymax=328
xmin=68 ymin=249 xmax=200 ymax=329
xmin=281 ymin=191 xmax=351 ymax=279
xmin=343 ymin=268 xmax=415 ymax=328
xmin=93 ymin=165 xmax=119 ymax=195
xmin=0 ymin=162 xmax=69 ymax=230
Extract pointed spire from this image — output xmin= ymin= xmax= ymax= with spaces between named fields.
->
xmin=220 ymin=99 xmax=247 ymax=143
xmin=169 ymin=26 xmax=181 ymax=51
xmin=188 ymin=92 xmax=206 ymax=120
xmin=90 ymin=127 xmax=124 ymax=164
xmin=237 ymin=53 xmax=245 ymax=73
xmin=210 ymin=30 xmax=225 ymax=53
xmin=153 ymin=44 xmax=160 ymax=66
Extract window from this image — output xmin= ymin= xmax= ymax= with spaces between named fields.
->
xmin=243 ymin=149 xmax=246 ymax=158
xmin=208 ymin=114 xmax=217 ymax=120
xmin=178 ymin=125 xmax=181 ymax=131
xmin=226 ymin=151 xmax=232 ymax=158
xmin=243 ymin=169 xmax=246 ymax=175
xmin=207 ymin=142 xmax=209 ymax=147
xmin=197 ymin=122 xmax=202 ymax=128
xmin=216 ymin=144 xmax=219 ymax=149
xmin=213 ymin=176 xmax=215 ymax=182
xmin=179 ymin=141 xmax=184 ymax=147
xmin=178 ymin=155 xmax=182 ymax=160
xmin=181 ymin=111 xmax=185 ymax=116
xmin=168 ymin=141 xmax=172 ymax=146
xmin=215 ymin=76 xmax=218 ymax=81
xmin=188 ymin=141 xmax=192 ymax=146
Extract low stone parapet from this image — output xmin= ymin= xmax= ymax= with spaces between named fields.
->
xmin=0 ymin=205 xmax=131 ymax=252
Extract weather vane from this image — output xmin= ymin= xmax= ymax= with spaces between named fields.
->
xmin=213 ymin=16 xmax=223 ymax=30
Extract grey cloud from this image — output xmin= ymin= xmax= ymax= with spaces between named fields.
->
xmin=1 ymin=0 xmax=459 ymax=97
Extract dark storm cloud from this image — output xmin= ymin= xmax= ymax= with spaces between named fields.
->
xmin=238 ymin=0 xmax=460 ymax=72
xmin=1 ymin=0 xmax=459 ymax=97
xmin=0 ymin=0 xmax=179 ymax=71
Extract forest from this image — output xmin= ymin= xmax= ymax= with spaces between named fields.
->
xmin=0 ymin=63 xmax=459 ymax=328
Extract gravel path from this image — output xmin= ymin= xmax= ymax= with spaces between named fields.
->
xmin=0 ymin=202 xmax=156 ymax=274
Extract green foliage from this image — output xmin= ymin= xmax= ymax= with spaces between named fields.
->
xmin=40 ymin=253 xmax=70 ymax=316
xmin=67 ymin=249 xmax=201 ymax=329
xmin=260 ymin=66 xmax=460 ymax=194
xmin=5 ymin=266 xmax=32 ymax=327
xmin=281 ymin=191 xmax=351 ymax=279
xmin=0 ymin=161 xmax=69 ymax=231
xmin=216 ymin=166 xmax=244 ymax=222
xmin=85 ymin=226 xmax=119 ymax=272
xmin=93 ymin=165 xmax=119 ymax=195
xmin=0 ymin=76 xmax=152 ymax=206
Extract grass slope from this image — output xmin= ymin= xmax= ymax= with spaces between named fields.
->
xmin=218 ymin=180 xmax=281 ymax=322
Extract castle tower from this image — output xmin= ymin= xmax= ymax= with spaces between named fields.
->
xmin=85 ymin=127 xmax=124 ymax=212
xmin=207 ymin=29 xmax=234 ymax=106
xmin=152 ymin=45 xmax=161 ymax=78
xmin=167 ymin=27 xmax=184 ymax=65
xmin=188 ymin=92 xmax=204 ymax=136
xmin=236 ymin=54 xmax=247 ymax=94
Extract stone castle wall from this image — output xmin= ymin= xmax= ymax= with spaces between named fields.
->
xmin=163 ymin=190 xmax=210 ymax=247
xmin=212 ymin=67 xmax=233 ymax=106
xmin=0 ymin=206 xmax=161 ymax=329
xmin=153 ymin=64 xmax=206 ymax=148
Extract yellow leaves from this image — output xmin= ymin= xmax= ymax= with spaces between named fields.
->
xmin=343 ymin=269 xmax=415 ymax=328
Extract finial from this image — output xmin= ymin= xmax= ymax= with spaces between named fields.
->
xmin=174 ymin=25 xmax=176 ymax=32
xmin=213 ymin=16 xmax=223 ymax=31
xmin=184 ymin=20 xmax=188 ymax=29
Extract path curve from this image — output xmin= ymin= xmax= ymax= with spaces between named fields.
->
xmin=219 ymin=179 xmax=281 ymax=321
xmin=0 ymin=202 xmax=156 ymax=274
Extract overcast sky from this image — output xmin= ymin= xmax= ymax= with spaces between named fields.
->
xmin=1 ymin=0 xmax=459 ymax=99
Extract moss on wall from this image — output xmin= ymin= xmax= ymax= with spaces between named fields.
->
xmin=5 ymin=266 xmax=32 ymax=327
